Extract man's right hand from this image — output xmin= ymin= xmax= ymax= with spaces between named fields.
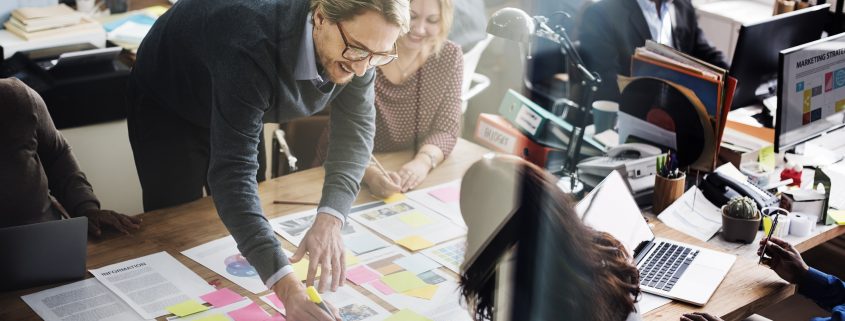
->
xmin=273 ymin=273 xmax=341 ymax=321
xmin=364 ymin=166 xmax=402 ymax=199
xmin=757 ymin=237 xmax=809 ymax=284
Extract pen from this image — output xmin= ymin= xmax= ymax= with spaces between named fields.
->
xmin=273 ymin=200 xmax=319 ymax=206
xmin=758 ymin=213 xmax=780 ymax=264
xmin=306 ymin=286 xmax=335 ymax=318
xmin=370 ymin=155 xmax=390 ymax=178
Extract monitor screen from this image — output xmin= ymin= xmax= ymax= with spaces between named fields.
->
xmin=776 ymin=32 xmax=845 ymax=152
xmin=729 ymin=4 xmax=830 ymax=109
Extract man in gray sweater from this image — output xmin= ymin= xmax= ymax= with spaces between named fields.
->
xmin=128 ymin=0 xmax=408 ymax=319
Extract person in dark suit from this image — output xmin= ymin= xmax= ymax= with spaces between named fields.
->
xmin=578 ymin=0 xmax=728 ymax=101
xmin=129 ymin=0 xmax=408 ymax=320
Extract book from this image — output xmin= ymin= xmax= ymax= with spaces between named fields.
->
xmin=11 ymin=4 xmax=77 ymax=21
xmin=7 ymin=15 xmax=81 ymax=33
xmin=4 ymin=17 xmax=102 ymax=41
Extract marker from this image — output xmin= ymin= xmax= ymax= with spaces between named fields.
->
xmin=306 ymin=286 xmax=335 ymax=318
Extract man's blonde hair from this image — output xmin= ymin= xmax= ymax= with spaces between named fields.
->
xmin=311 ymin=0 xmax=411 ymax=34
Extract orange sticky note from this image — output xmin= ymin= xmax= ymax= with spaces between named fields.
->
xmin=403 ymin=284 xmax=439 ymax=300
xmin=396 ymin=235 xmax=434 ymax=251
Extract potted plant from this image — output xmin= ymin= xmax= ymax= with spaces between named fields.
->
xmin=721 ymin=196 xmax=761 ymax=243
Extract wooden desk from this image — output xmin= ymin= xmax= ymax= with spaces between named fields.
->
xmin=0 ymin=139 xmax=488 ymax=321
xmin=1 ymin=138 xmax=842 ymax=321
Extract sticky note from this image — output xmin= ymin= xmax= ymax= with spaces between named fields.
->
xmin=396 ymin=235 xmax=434 ymax=251
xmin=227 ymin=302 xmax=270 ymax=321
xmin=758 ymin=145 xmax=776 ymax=172
xmin=403 ymin=284 xmax=439 ymax=300
xmin=429 ymin=186 xmax=460 ymax=203
xmin=144 ymin=5 xmax=169 ymax=17
xmin=381 ymin=271 xmax=428 ymax=293
xmin=346 ymin=233 xmax=389 ymax=254
xmin=347 ymin=265 xmax=381 ymax=285
xmin=200 ymin=288 xmax=244 ymax=308
xmin=292 ymin=258 xmax=320 ymax=282
xmin=384 ymin=193 xmax=407 ymax=203
xmin=264 ymin=313 xmax=287 ymax=321
xmin=261 ymin=293 xmax=286 ymax=314
xmin=166 ymin=299 xmax=209 ymax=317
xmin=394 ymin=254 xmax=440 ymax=274
xmin=399 ymin=211 xmax=433 ymax=228
xmin=384 ymin=309 xmax=433 ymax=321
xmin=371 ymin=280 xmax=395 ymax=295
xmin=194 ymin=314 xmax=230 ymax=321
xmin=346 ymin=251 xmax=360 ymax=266
xmin=829 ymin=210 xmax=845 ymax=225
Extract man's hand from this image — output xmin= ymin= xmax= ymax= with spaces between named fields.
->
xmin=79 ymin=208 xmax=141 ymax=236
xmin=273 ymin=273 xmax=340 ymax=321
xmin=364 ymin=167 xmax=402 ymax=199
xmin=291 ymin=213 xmax=346 ymax=292
xmin=681 ymin=312 xmax=724 ymax=321
xmin=758 ymin=237 xmax=809 ymax=284
xmin=397 ymin=158 xmax=431 ymax=192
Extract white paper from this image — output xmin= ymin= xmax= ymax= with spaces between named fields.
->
xmin=349 ymin=199 xmax=466 ymax=246
xmin=355 ymin=246 xmax=467 ymax=314
xmin=657 ymin=188 xmax=723 ymax=242
xmin=107 ymin=21 xmax=151 ymax=44
xmin=406 ymin=180 xmax=466 ymax=227
xmin=89 ymin=251 xmax=215 ymax=319
xmin=316 ymin=283 xmax=393 ymax=321
xmin=21 ymin=278 xmax=147 ymax=321
xmin=824 ymin=163 xmax=845 ymax=209
xmin=638 ymin=293 xmax=672 ymax=314
xmin=182 ymin=236 xmax=268 ymax=294
xmin=164 ymin=299 xmax=255 ymax=321
xmin=421 ymin=238 xmax=466 ymax=273
xmin=618 ymin=111 xmax=677 ymax=149
xmin=270 ymin=209 xmax=390 ymax=255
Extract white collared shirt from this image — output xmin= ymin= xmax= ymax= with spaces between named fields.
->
xmin=636 ymin=0 xmax=675 ymax=47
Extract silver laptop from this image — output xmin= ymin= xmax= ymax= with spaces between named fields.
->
xmin=0 ymin=217 xmax=88 ymax=291
xmin=575 ymin=171 xmax=735 ymax=305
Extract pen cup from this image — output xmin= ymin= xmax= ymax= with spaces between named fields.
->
xmin=652 ymin=173 xmax=686 ymax=215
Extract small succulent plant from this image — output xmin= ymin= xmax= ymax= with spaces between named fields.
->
xmin=725 ymin=196 xmax=759 ymax=220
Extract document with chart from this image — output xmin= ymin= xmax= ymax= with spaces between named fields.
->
xmin=349 ymin=199 xmax=466 ymax=251
xmin=182 ymin=236 xmax=268 ymax=294
xmin=270 ymin=209 xmax=390 ymax=255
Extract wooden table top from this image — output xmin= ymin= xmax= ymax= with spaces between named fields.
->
xmin=1 ymin=138 xmax=841 ymax=321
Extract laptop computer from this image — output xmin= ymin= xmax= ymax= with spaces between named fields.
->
xmin=0 ymin=217 xmax=88 ymax=291
xmin=575 ymin=171 xmax=735 ymax=306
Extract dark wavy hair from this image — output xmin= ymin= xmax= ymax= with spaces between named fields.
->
xmin=459 ymin=157 xmax=641 ymax=321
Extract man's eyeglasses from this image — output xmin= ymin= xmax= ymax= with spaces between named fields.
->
xmin=336 ymin=22 xmax=398 ymax=67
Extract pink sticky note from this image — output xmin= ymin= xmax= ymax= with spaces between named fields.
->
xmin=200 ymin=288 xmax=244 ymax=308
xmin=347 ymin=266 xmax=381 ymax=285
xmin=263 ymin=293 xmax=285 ymax=313
xmin=428 ymin=186 xmax=460 ymax=203
xmin=371 ymin=280 xmax=395 ymax=295
xmin=227 ymin=302 xmax=270 ymax=321
xmin=262 ymin=313 xmax=286 ymax=321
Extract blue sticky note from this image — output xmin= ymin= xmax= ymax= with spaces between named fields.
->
xmin=393 ymin=254 xmax=441 ymax=274
xmin=345 ymin=233 xmax=388 ymax=255
xmin=104 ymin=13 xmax=157 ymax=32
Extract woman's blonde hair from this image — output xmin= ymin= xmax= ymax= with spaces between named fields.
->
xmin=310 ymin=0 xmax=411 ymax=34
xmin=426 ymin=0 xmax=453 ymax=55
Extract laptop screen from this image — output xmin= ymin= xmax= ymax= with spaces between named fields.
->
xmin=574 ymin=171 xmax=655 ymax=258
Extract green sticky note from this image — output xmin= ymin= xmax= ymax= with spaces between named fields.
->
xmin=381 ymin=271 xmax=428 ymax=293
xmin=758 ymin=145 xmax=775 ymax=172
xmin=399 ymin=211 xmax=433 ymax=228
xmin=165 ymin=299 xmax=209 ymax=317
xmin=194 ymin=314 xmax=230 ymax=321
xmin=384 ymin=309 xmax=433 ymax=321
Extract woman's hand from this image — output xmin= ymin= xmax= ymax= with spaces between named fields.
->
xmin=397 ymin=158 xmax=431 ymax=192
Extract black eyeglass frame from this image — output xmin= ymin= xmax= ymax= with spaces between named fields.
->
xmin=336 ymin=22 xmax=399 ymax=67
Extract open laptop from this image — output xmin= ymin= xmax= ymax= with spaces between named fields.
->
xmin=575 ymin=171 xmax=735 ymax=305
xmin=0 ymin=217 xmax=88 ymax=291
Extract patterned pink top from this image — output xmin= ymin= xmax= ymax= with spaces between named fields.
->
xmin=315 ymin=41 xmax=464 ymax=164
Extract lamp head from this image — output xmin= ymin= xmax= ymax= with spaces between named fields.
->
xmin=486 ymin=7 xmax=535 ymax=44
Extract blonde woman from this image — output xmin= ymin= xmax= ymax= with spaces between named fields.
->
xmin=316 ymin=0 xmax=464 ymax=198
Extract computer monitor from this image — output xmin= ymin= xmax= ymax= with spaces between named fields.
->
xmin=729 ymin=4 xmax=830 ymax=109
xmin=775 ymin=32 xmax=845 ymax=153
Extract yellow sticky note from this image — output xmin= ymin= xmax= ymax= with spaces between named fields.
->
xmin=829 ymin=210 xmax=845 ymax=225
xmin=144 ymin=5 xmax=169 ymax=17
xmin=381 ymin=271 xmax=427 ymax=292
xmin=758 ymin=145 xmax=775 ymax=172
xmin=384 ymin=309 xmax=433 ymax=321
xmin=346 ymin=251 xmax=360 ymax=267
xmin=396 ymin=235 xmax=434 ymax=251
xmin=399 ymin=211 xmax=433 ymax=228
xmin=194 ymin=314 xmax=229 ymax=321
xmin=292 ymin=258 xmax=320 ymax=282
xmin=384 ymin=193 xmax=407 ymax=203
xmin=403 ymin=284 xmax=439 ymax=300
xmin=166 ymin=300 xmax=209 ymax=317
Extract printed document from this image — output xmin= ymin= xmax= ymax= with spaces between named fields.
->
xmin=657 ymin=188 xmax=723 ymax=242
xmin=182 ymin=236 xmax=268 ymax=294
xmin=90 ymin=251 xmax=215 ymax=319
xmin=21 ymin=278 xmax=146 ymax=321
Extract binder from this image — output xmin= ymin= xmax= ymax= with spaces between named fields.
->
xmin=474 ymin=113 xmax=566 ymax=170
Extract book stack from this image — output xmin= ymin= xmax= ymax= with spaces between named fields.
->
xmin=4 ymin=4 xmax=101 ymax=40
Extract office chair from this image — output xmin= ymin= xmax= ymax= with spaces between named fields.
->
xmin=461 ymin=34 xmax=494 ymax=114
xmin=270 ymin=109 xmax=331 ymax=178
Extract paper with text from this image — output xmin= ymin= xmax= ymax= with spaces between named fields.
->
xmin=182 ymin=236 xmax=268 ymax=294
xmin=21 ymin=278 xmax=146 ymax=321
xmin=657 ymin=188 xmax=723 ymax=242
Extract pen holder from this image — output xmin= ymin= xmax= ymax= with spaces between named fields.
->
xmin=653 ymin=173 xmax=686 ymax=215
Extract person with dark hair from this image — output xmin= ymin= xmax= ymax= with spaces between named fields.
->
xmin=687 ymin=237 xmax=845 ymax=321
xmin=0 ymin=78 xmax=141 ymax=235
xmin=458 ymin=155 xmax=641 ymax=321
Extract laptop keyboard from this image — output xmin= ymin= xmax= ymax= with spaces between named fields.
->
xmin=639 ymin=242 xmax=699 ymax=292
